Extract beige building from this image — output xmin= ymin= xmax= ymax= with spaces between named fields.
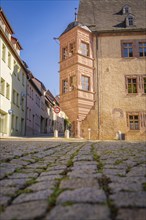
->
xmin=59 ymin=0 xmax=146 ymax=140
xmin=0 ymin=8 xmax=27 ymax=137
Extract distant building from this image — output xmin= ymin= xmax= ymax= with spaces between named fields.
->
xmin=59 ymin=0 xmax=146 ymax=140
xmin=0 ymin=8 xmax=27 ymax=137
xmin=0 ymin=8 xmax=66 ymax=138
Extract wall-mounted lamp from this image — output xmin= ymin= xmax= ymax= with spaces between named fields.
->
xmin=8 ymin=109 xmax=14 ymax=115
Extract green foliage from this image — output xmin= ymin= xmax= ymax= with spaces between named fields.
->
xmin=142 ymin=182 xmax=146 ymax=191
xmin=48 ymin=188 xmax=64 ymax=207
xmin=64 ymin=118 xmax=71 ymax=130
xmin=114 ymin=159 xmax=123 ymax=165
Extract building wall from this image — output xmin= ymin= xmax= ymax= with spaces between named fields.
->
xmin=0 ymin=38 xmax=12 ymax=136
xmin=98 ymin=33 xmax=146 ymax=140
xmin=60 ymin=26 xmax=95 ymax=137
xmin=81 ymin=32 xmax=146 ymax=140
xmin=26 ymin=81 xmax=41 ymax=136
xmin=11 ymin=62 xmax=27 ymax=136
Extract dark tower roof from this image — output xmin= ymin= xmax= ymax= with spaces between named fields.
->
xmin=77 ymin=0 xmax=146 ymax=32
xmin=60 ymin=20 xmax=91 ymax=37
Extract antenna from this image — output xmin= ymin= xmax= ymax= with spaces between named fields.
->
xmin=75 ymin=8 xmax=78 ymax=21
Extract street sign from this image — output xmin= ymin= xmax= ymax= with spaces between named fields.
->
xmin=53 ymin=106 xmax=60 ymax=114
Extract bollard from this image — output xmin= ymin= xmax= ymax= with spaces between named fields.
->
xmin=65 ymin=130 xmax=69 ymax=138
xmin=88 ymin=128 xmax=91 ymax=140
xmin=54 ymin=130 xmax=58 ymax=138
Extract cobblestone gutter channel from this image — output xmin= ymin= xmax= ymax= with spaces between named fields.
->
xmin=0 ymin=140 xmax=146 ymax=220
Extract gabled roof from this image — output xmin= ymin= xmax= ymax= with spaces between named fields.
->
xmin=78 ymin=0 xmax=146 ymax=32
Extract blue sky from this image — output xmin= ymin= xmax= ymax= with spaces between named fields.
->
xmin=1 ymin=0 xmax=79 ymax=96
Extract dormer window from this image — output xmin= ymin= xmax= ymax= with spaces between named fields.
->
xmin=128 ymin=16 xmax=134 ymax=25
xmin=123 ymin=5 xmax=131 ymax=14
xmin=126 ymin=14 xmax=135 ymax=27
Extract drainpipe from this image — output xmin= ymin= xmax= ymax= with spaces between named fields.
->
xmin=24 ymin=77 xmax=28 ymax=136
xmin=95 ymin=33 xmax=100 ymax=140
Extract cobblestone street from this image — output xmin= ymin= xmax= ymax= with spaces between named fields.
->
xmin=0 ymin=140 xmax=146 ymax=220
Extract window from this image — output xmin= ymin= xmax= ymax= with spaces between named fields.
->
xmin=15 ymin=116 xmax=18 ymax=131
xmin=13 ymin=90 xmax=16 ymax=104
xmin=123 ymin=43 xmax=133 ymax=57
xmin=69 ymin=42 xmax=76 ymax=56
xmin=80 ymin=42 xmax=89 ymax=56
xmin=21 ymin=98 xmax=24 ymax=111
xmin=2 ymin=44 xmax=6 ymax=61
xmin=62 ymin=46 xmax=68 ymax=60
xmin=139 ymin=42 xmax=146 ymax=57
xmin=81 ymin=75 xmax=90 ymax=91
xmin=6 ymin=83 xmax=10 ymax=99
xmin=124 ymin=7 xmax=129 ymax=14
xmin=32 ymin=89 xmax=33 ymax=99
xmin=143 ymin=77 xmax=146 ymax=94
xmin=129 ymin=115 xmax=139 ymax=130
xmin=0 ymin=78 xmax=5 ymax=96
xmin=13 ymin=60 xmax=17 ymax=75
xmin=22 ymin=72 xmax=25 ymax=86
xmin=128 ymin=16 xmax=134 ymax=26
xmin=12 ymin=115 xmax=15 ymax=130
xmin=70 ymin=75 xmax=76 ymax=90
xmin=8 ymin=52 xmax=11 ymax=69
xmin=0 ymin=113 xmax=7 ymax=133
xmin=62 ymin=79 xmax=68 ymax=93
xmin=17 ymin=66 xmax=20 ymax=80
xmin=13 ymin=90 xmax=19 ymax=106
xmin=29 ymin=109 xmax=31 ymax=121
xmin=127 ymin=78 xmax=137 ymax=93
xmin=16 ymin=93 xmax=19 ymax=106
xmin=123 ymin=5 xmax=131 ymax=14
xmin=122 ymin=40 xmax=146 ymax=58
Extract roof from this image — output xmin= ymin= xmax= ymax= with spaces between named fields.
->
xmin=11 ymin=36 xmax=23 ymax=50
xmin=60 ymin=20 xmax=91 ymax=37
xmin=0 ymin=8 xmax=14 ymax=34
xmin=78 ymin=0 xmax=146 ymax=32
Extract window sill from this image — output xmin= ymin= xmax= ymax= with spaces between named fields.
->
xmin=127 ymin=130 xmax=140 ymax=132
xmin=121 ymin=57 xmax=135 ymax=59
xmin=125 ymin=93 xmax=138 ymax=96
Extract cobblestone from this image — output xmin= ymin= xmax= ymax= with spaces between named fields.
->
xmin=0 ymin=140 xmax=145 ymax=220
